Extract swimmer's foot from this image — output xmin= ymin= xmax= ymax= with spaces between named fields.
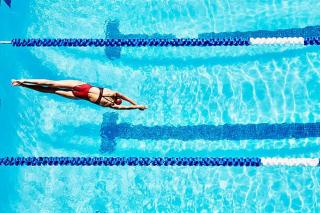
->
xmin=11 ymin=79 xmax=24 ymax=86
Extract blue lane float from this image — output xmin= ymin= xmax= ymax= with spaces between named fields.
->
xmin=0 ymin=157 xmax=319 ymax=167
xmin=8 ymin=38 xmax=250 ymax=47
xmin=1 ymin=36 xmax=319 ymax=47
xmin=0 ymin=157 xmax=262 ymax=167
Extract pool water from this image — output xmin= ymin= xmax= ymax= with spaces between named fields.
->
xmin=1 ymin=0 xmax=320 ymax=212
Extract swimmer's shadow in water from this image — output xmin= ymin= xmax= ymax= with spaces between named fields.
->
xmin=100 ymin=112 xmax=320 ymax=153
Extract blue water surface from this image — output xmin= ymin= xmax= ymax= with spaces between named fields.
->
xmin=1 ymin=0 xmax=320 ymax=212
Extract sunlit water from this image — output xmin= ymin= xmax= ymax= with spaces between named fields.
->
xmin=1 ymin=0 xmax=320 ymax=212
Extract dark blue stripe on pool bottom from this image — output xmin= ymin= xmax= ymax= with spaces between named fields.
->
xmin=101 ymin=113 xmax=320 ymax=140
xmin=100 ymin=113 xmax=320 ymax=153
xmin=1 ymin=0 xmax=11 ymax=7
xmin=199 ymin=26 xmax=320 ymax=39
xmin=106 ymin=20 xmax=320 ymax=41
xmin=0 ymin=157 xmax=262 ymax=166
xmin=104 ymin=22 xmax=320 ymax=59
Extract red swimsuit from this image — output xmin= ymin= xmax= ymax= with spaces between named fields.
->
xmin=72 ymin=84 xmax=93 ymax=100
xmin=72 ymin=84 xmax=106 ymax=104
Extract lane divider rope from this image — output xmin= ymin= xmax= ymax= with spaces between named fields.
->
xmin=0 ymin=157 xmax=319 ymax=167
xmin=0 ymin=37 xmax=319 ymax=47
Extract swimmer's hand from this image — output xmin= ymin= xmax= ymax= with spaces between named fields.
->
xmin=138 ymin=105 xmax=148 ymax=110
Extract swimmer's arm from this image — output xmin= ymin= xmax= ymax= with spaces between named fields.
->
xmin=110 ymin=105 xmax=147 ymax=110
xmin=115 ymin=92 xmax=137 ymax=105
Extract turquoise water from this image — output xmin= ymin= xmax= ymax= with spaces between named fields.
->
xmin=1 ymin=0 xmax=320 ymax=212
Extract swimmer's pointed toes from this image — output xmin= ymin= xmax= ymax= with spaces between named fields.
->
xmin=11 ymin=79 xmax=21 ymax=86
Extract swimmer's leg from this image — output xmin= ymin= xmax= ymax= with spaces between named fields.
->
xmin=12 ymin=79 xmax=85 ymax=89
xmin=21 ymin=84 xmax=78 ymax=99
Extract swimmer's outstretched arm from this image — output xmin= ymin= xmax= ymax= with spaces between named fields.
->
xmin=115 ymin=92 xmax=137 ymax=105
xmin=110 ymin=105 xmax=147 ymax=110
